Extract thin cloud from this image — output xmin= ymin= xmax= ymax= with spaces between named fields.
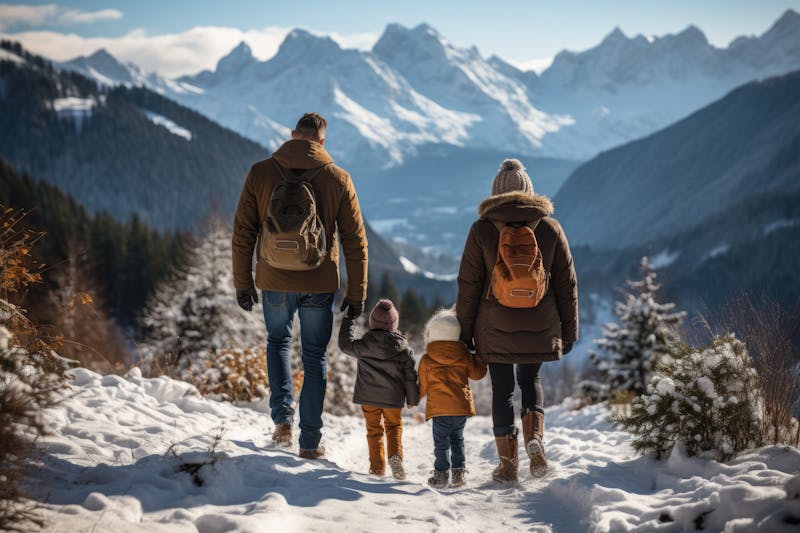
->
xmin=1 ymin=25 xmax=375 ymax=78
xmin=0 ymin=3 xmax=123 ymax=31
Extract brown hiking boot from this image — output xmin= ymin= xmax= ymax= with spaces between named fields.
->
xmin=450 ymin=468 xmax=467 ymax=488
xmin=272 ymin=422 xmax=292 ymax=448
xmin=428 ymin=469 xmax=448 ymax=489
xmin=298 ymin=446 xmax=326 ymax=460
xmin=388 ymin=455 xmax=406 ymax=480
xmin=492 ymin=433 xmax=519 ymax=483
xmin=522 ymin=410 xmax=547 ymax=478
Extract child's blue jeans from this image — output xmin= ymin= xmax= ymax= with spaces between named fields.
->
xmin=432 ymin=415 xmax=467 ymax=471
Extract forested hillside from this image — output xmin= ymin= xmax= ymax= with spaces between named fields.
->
xmin=0 ymin=158 xmax=189 ymax=326
xmin=0 ymin=41 xmax=267 ymax=232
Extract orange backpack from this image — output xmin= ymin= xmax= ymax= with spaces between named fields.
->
xmin=489 ymin=221 xmax=549 ymax=308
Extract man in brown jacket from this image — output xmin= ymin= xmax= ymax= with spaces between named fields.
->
xmin=456 ymin=158 xmax=578 ymax=483
xmin=232 ymin=113 xmax=368 ymax=458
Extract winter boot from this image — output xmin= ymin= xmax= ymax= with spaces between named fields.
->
xmin=427 ymin=469 xmax=449 ymax=489
xmin=522 ymin=410 xmax=547 ymax=478
xmin=388 ymin=455 xmax=406 ymax=480
xmin=272 ymin=422 xmax=292 ymax=448
xmin=450 ymin=468 xmax=467 ymax=488
xmin=298 ymin=446 xmax=326 ymax=460
xmin=492 ymin=433 xmax=519 ymax=483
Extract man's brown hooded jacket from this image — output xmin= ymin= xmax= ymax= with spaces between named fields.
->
xmin=232 ymin=139 xmax=368 ymax=303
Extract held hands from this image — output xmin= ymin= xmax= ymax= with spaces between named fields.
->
xmin=236 ymin=288 xmax=259 ymax=311
xmin=339 ymin=299 xmax=364 ymax=318
xmin=464 ymin=338 xmax=476 ymax=353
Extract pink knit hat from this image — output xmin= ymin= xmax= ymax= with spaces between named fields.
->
xmin=369 ymin=299 xmax=400 ymax=331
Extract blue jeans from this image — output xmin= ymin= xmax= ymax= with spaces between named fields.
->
xmin=432 ymin=416 xmax=467 ymax=471
xmin=262 ymin=291 xmax=334 ymax=450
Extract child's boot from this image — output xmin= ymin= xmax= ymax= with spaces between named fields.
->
xmin=450 ymin=468 xmax=467 ymax=488
xmin=492 ymin=432 xmax=519 ymax=483
xmin=522 ymin=410 xmax=547 ymax=478
xmin=388 ymin=455 xmax=405 ymax=480
xmin=427 ymin=469 xmax=448 ymax=489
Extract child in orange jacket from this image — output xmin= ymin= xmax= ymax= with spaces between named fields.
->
xmin=418 ymin=307 xmax=488 ymax=488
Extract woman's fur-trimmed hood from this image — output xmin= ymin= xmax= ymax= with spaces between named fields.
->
xmin=478 ymin=192 xmax=554 ymax=221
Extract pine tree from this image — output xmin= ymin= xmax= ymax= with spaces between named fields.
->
xmin=589 ymin=257 xmax=685 ymax=396
xmin=400 ymin=288 xmax=428 ymax=331
xmin=377 ymin=271 xmax=400 ymax=307
xmin=139 ymin=216 xmax=264 ymax=370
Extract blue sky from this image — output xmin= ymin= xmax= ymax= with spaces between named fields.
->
xmin=1 ymin=0 xmax=798 ymax=76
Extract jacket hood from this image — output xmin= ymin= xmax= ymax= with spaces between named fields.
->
xmin=478 ymin=192 xmax=554 ymax=224
xmin=360 ymin=329 xmax=410 ymax=360
xmin=272 ymin=139 xmax=334 ymax=170
xmin=425 ymin=341 xmax=470 ymax=365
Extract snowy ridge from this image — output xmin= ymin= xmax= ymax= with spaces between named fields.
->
xmin=398 ymin=255 xmax=458 ymax=282
xmin=27 ymin=367 xmax=800 ymax=532
xmin=0 ymin=48 xmax=24 ymax=64
xmin=53 ymin=11 xmax=800 ymax=164
xmin=144 ymin=111 xmax=193 ymax=141
xmin=52 ymin=96 xmax=96 ymax=114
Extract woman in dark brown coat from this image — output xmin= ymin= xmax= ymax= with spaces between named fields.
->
xmin=456 ymin=159 xmax=578 ymax=483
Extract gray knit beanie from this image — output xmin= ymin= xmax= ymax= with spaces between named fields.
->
xmin=492 ymin=158 xmax=533 ymax=195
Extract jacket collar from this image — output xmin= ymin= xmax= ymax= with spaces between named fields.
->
xmin=426 ymin=340 xmax=470 ymax=364
xmin=478 ymin=192 xmax=554 ymax=224
xmin=272 ymin=139 xmax=334 ymax=170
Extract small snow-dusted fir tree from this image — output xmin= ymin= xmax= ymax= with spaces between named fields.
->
xmin=620 ymin=334 xmax=764 ymax=461
xmin=590 ymin=257 xmax=685 ymax=396
xmin=139 ymin=216 xmax=265 ymax=371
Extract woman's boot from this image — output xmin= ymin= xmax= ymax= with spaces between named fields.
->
xmin=522 ymin=409 xmax=547 ymax=478
xmin=492 ymin=432 xmax=519 ymax=483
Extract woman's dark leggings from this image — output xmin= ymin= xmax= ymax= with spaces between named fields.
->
xmin=489 ymin=362 xmax=543 ymax=437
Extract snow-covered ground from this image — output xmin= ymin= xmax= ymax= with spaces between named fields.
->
xmin=26 ymin=368 xmax=800 ymax=532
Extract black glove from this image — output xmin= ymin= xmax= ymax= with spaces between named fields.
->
xmin=562 ymin=342 xmax=574 ymax=355
xmin=236 ymin=288 xmax=259 ymax=311
xmin=339 ymin=299 xmax=364 ymax=318
xmin=464 ymin=338 xmax=476 ymax=353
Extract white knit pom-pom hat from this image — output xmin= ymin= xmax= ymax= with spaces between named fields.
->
xmin=424 ymin=307 xmax=462 ymax=346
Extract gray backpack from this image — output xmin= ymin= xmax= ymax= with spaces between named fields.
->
xmin=260 ymin=161 xmax=330 ymax=271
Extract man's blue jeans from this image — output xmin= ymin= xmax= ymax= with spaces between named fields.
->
xmin=432 ymin=416 xmax=467 ymax=471
xmin=262 ymin=291 xmax=334 ymax=450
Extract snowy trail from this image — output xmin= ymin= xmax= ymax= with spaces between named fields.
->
xmin=26 ymin=369 xmax=800 ymax=532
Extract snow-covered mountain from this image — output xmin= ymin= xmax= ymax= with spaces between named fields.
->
xmin=58 ymin=10 xmax=800 ymax=165
xmin=532 ymin=10 xmax=800 ymax=157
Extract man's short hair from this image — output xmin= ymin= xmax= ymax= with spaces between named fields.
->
xmin=294 ymin=112 xmax=327 ymax=140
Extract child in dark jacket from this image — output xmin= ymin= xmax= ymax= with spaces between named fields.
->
xmin=339 ymin=299 xmax=420 ymax=479
xmin=418 ymin=307 xmax=488 ymax=488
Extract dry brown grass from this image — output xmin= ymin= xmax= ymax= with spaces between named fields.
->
xmin=715 ymin=295 xmax=800 ymax=447
xmin=0 ymin=207 xmax=67 ymax=531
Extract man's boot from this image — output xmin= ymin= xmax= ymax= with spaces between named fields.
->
xmin=522 ymin=410 xmax=547 ymax=478
xmin=272 ymin=422 xmax=292 ymax=448
xmin=492 ymin=432 xmax=519 ymax=483
xmin=298 ymin=446 xmax=326 ymax=460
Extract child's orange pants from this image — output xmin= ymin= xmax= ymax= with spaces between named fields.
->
xmin=361 ymin=405 xmax=403 ymax=475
